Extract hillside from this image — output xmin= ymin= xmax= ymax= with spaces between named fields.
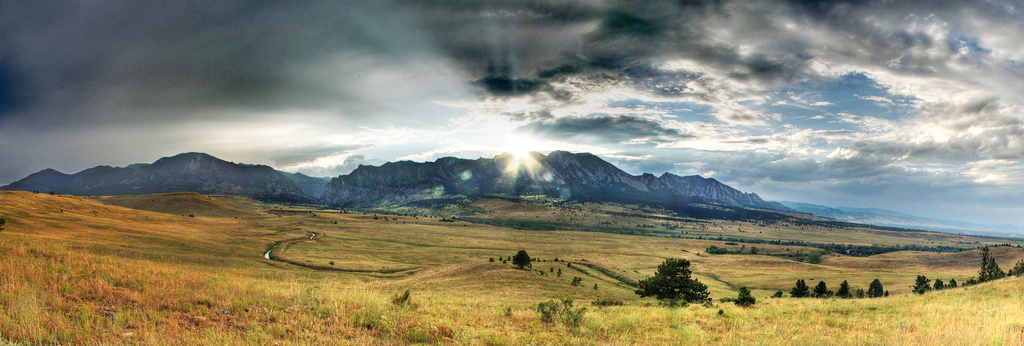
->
xmin=2 ymin=191 xmax=1024 ymax=343
xmin=1 ymin=153 xmax=313 ymax=203
xmin=97 ymin=192 xmax=263 ymax=218
xmin=321 ymin=151 xmax=788 ymax=211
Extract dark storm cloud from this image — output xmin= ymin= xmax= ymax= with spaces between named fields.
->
xmin=516 ymin=115 xmax=691 ymax=144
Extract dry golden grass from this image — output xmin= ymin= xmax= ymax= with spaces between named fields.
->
xmin=2 ymin=191 xmax=1023 ymax=344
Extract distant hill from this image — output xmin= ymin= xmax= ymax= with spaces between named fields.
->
xmin=1 ymin=153 xmax=313 ymax=203
xmin=321 ymin=151 xmax=789 ymax=211
xmin=97 ymin=192 xmax=262 ymax=218
xmin=778 ymin=201 xmax=1024 ymax=236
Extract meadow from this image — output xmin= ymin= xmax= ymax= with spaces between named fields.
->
xmin=1 ymin=190 xmax=1023 ymax=344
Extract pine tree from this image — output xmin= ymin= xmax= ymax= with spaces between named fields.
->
xmin=836 ymin=280 xmax=852 ymax=298
xmin=913 ymin=275 xmax=931 ymax=294
xmin=813 ymin=281 xmax=832 ymax=298
xmin=634 ymin=258 xmax=711 ymax=305
xmin=512 ymin=250 xmax=532 ymax=270
xmin=790 ymin=279 xmax=810 ymax=298
xmin=979 ymin=246 xmax=1006 ymax=282
xmin=1008 ymin=259 xmax=1024 ymax=277
xmin=867 ymin=279 xmax=884 ymax=298
xmin=933 ymin=278 xmax=945 ymax=290
xmin=735 ymin=286 xmax=756 ymax=307
xmin=949 ymin=278 xmax=957 ymax=288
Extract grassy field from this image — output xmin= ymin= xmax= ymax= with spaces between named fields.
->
xmin=1 ymin=190 xmax=1023 ymax=344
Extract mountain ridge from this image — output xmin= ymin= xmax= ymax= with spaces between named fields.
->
xmin=1 ymin=152 xmax=314 ymax=203
xmin=320 ymin=150 xmax=789 ymax=212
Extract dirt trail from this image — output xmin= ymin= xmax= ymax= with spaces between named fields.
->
xmin=263 ymin=231 xmax=417 ymax=274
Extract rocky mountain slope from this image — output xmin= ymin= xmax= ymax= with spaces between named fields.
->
xmin=1 ymin=153 xmax=313 ymax=203
xmin=321 ymin=151 xmax=788 ymax=211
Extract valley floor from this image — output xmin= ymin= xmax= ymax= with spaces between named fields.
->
xmin=1 ymin=191 xmax=1022 ymax=344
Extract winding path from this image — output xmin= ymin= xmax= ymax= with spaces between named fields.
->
xmin=263 ymin=231 xmax=417 ymax=274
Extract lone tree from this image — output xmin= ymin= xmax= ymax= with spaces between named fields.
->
xmin=813 ymin=281 xmax=832 ymax=298
xmin=836 ymin=280 xmax=852 ymax=299
xmin=867 ymin=279 xmax=884 ymax=298
xmin=635 ymin=258 xmax=710 ymax=305
xmin=735 ymin=286 xmax=756 ymax=307
xmin=512 ymin=250 xmax=532 ymax=270
xmin=790 ymin=279 xmax=810 ymax=298
xmin=979 ymin=246 xmax=1005 ymax=282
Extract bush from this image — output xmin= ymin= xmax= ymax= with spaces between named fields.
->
xmin=735 ymin=287 xmax=756 ymax=307
xmin=570 ymin=277 xmax=583 ymax=287
xmin=591 ymin=299 xmax=624 ymax=307
xmin=635 ymin=258 xmax=710 ymax=305
xmin=0 ymin=216 xmax=6 ymax=230
xmin=772 ymin=290 xmax=783 ymax=298
xmin=392 ymin=289 xmax=413 ymax=307
xmin=537 ymin=296 xmax=587 ymax=329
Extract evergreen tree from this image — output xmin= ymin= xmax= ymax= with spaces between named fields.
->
xmin=854 ymin=288 xmax=865 ymax=298
xmin=772 ymin=290 xmax=784 ymax=298
xmin=813 ymin=281 xmax=832 ymax=298
xmin=512 ymin=250 xmax=532 ymax=270
xmin=836 ymin=280 xmax=852 ymax=299
xmin=735 ymin=286 xmax=756 ymax=307
xmin=933 ymin=279 xmax=945 ymax=290
xmin=867 ymin=279 xmax=884 ymax=298
xmin=913 ymin=275 xmax=931 ymax=294
xmin=790 ymin=279 xmax=810 ymax=298
xmin=979 ymin=246 xmax=1005 ymax=282
xmin=949 ymin=278 xmax=957 ymax=288
xmin=635 ymin=258 xmax=711 ymax=305
xmin=1008 ymin=259 xmax=1024 ymax=277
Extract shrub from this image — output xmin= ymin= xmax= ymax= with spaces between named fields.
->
xmin=489 ymin=258 xmax=495 ymax=262
xmin=772 ymin=290 xmax=783 ymax=298
xmin=933 ymin=279 xmax=945 ymax=290
xmin=571 ymin=277 xmax=583 ymax=287
xmin=0 ymin=216 xmax=6 ymax=230
xmin=635 ymin=258 xmax=710 ymax=305
xmin=392 ymin=289 xmax=413 ymax=307
xmin=735 ymin=286 xmax=756 ymax=307
xmin=591 ymin=299 xmax=624 ymax=307
xmin=537 ymin=296 xmax=586 ymax=329
xmin=949 ymin=278 xmax=958 ymax=288
xmin=855 ymin=288 xmax=865 ymax=298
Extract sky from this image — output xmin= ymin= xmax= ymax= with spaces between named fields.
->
xmin=1 ymin=0 xmax=1023 ymax=227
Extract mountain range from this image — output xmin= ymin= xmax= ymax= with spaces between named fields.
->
xmin=1 ymin=153 xmax=316 ymax=203
xmin=778 ymin=201 xmax=1024 ymax=236
xmin=320 ymin=151 xmax=787 ymax=211
xmin=2 ymin=151 xmax=786 ymax=213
